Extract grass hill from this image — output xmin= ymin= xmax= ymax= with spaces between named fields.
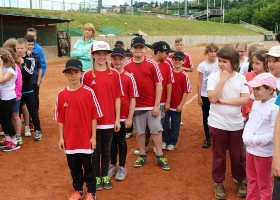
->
xmin=0 ymin=8 xmax=261 ymax=36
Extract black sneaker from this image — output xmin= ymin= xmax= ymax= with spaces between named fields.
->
xmin=2 ymin=142 xmax=20 ymax=152
xmin=102 ymin=176 xmax=112 ymax=189
xmin=134 ymin=155 xmax=147 ymax=167
xmin=96 ymin=177 xmax=102 ymax=191
xmin=202 ymin=139 xmax=211 ymax=148
xmin=34 ymin=130 xmax=42 ymax=141
xmin=155 ymin=156 xmax=170 ymax=170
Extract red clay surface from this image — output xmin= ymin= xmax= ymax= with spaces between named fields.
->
xmin=1 ymin=41 xmax=277 ymax=200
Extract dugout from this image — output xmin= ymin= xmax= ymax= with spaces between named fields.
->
xmin=0 ymin=12 xmax=73 ymax=46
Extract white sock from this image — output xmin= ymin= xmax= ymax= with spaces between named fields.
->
xmin=16 ymin=134 xmax=21 ymax=137
xmin=11 ymin=138 xmax=17 ymax=144
xmin=5 ymin=136 xmax=11 ymax=141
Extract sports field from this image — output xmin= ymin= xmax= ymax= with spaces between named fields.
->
xmin=1 ymin=41 xmax=277 ymax=200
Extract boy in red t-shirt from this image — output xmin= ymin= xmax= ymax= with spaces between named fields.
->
xmin=124 ymin=36 xmax=170 ymax=170
xmin=55 ymin=59 xmax=103 ymax=200
xmin=163 ymin=51 xmax=192 ymax=151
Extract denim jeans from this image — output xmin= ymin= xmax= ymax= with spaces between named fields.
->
xmin=162 ymin=110 xmax=182 ymax=145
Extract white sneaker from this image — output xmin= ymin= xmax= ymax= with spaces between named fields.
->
xmin=134 ymin=147 xmax=149 ymax=155
xmin=162 ymin=142 xmax=167 ymax=150
xmin=0 ymin=131 xmax=4 ymax=136
xmin=24 ymin=126 xmax=31 ymax=137
xmin=180 ymin=122 xmax=183 ymax=126
xmin=125 ymin=132 xmax=132 ymax=139
xmin=108 ymin=165 xmax=118 ymax=178
xmin=167 ymin=144 xmax=177 ymax=151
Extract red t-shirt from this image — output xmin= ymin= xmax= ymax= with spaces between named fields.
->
xmin=170 ymin=70 xmax=192 ymax=110
xmin=168 ymin=52 xmax=194 ymax=69
xmin=54 ymin=85 xmax=103 ymax=154
xmin=120 ymin=70 xmax=139 ymax=121
xmin=82 ymin=68 xmax=123 ymax=129
xmin=124 ymin=56 xmax=163 ymax=110
xmin=158 ymin=61 xmax=174 ymax=104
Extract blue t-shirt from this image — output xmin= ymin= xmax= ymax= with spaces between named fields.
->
xmin=275 ymin=95 xmax=280 ymax=106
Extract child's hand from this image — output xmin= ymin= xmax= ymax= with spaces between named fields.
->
xmin=125 ymin=118 xmax=132 ymax=128
xmin=114 ymin=121 xmax=121 ymax=132
xmin=198 ymin=97 xmax=203 ymax=106
xmin=27 ymin=50 xmax=32 ymax=56
xmin=164 ymin=102 xmax=170 ymax=112
xmin=249 ymin=135 xmax=261 ymax=146
xmin=58 ymin=138 xmax=65 ymax=150
xmin=272 ymin=157 xmax=280 ymax=177
xmin=90 ymin=137 xmax=96 ymax=150
xmin=220 ymin=70 xmax=231 ymax=80
xmin=176 ymin=104 xmax=183 ymax=112
xmin=152 ymin=105 xmax=160 ymax=117
xmin=0 ymin=56 xmax=3 ymax=67
xmin=217 ymin=98 xmax=226 ymax=104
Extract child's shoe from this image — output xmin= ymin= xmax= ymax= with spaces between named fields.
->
xmin=134 ymin=155 xmax=147 ymax=167
xmin=125 ymin=132 xmax=132 ymax=139
xmin=115 ymin=166 xmax=127 ymax=181
xmin=84 ymin=193 xmax=96 ymax=200
xmin=96 ymin=177 xmax=102 ymax=191
xmin=108 ymin=165 xmax=117 ymax=178
xmin=166 ymin=144 xmax=177 ymax=151
xmin=102 ymin=176 xmax=112 ymax=189
xmin=34 ymin=130 xmax=42 ymax=141
xmin=155 ymin=156 xmax=170 ymax=170
xmin=16 ymin=136 xmax=23 ymax=145
xmin=68 ymin=191 xmax=83 ymax=200
xmin=0 ymin=139 xmax=8 ymax=148
xmin=2 ymin=141 xmax=20 ymax=152
xmin=24 ymin=126 xmax=31 ymax=137
xmin=29 ymin=122 xmax=34 ymax=131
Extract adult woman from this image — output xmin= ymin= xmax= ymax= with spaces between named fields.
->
xmin=70 ymin=23 xmax=96 ymax=72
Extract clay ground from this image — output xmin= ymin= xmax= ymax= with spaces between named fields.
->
xmin=0 ymin=41 xmax=277 ymax=200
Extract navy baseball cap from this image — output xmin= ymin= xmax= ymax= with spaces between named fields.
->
xmin=125 ymin=49 xmax=133 ymax=56
xmin=152 ymin=41 xmax=175 ymax=53
xmin=172 ymin=51 xmax=185 ymax=60
xmin=131 ymin=37 xmax=146 ymax=47
xmin=111 ymin=47 xmax=126 ymax=57
xmin=63 ymin=59 xmax=83 ymax=73
xmin=114 ymin=40 xmax=124 ymax=47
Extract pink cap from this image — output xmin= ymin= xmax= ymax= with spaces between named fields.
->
xmin=245 ymin=73 xmax=276 ymax=89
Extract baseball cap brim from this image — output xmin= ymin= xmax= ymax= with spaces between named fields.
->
xmin=91 ymin=49 xmax=113 ymax=54
xmin=173 ymin=55 xmax=184 ymax=60
xmin=166 ymin=49 xmax=175 ymax=53
xmin=131 ymin=43 xmax=146 ymax=47
xmin=146 ymin=44 xmax=154 ymax=49
xmin=63 ymin=66 xmax=82 ymax=73
xmin=244 ymin=80 xmax=262 ymax=88
xmin=111 ymin=52 xmax=126 ymax=57
xmin=262 ymin=52 xmax=280 ymax=58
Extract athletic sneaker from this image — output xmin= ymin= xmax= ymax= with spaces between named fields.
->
xmin=102 ymin=176 xmax=112 ymax=189
xmin=180 ymin=122 xmax=183 ymax=126
xmin=162 ymin=142 xmax=167 ymax=150
xmin=68 ymin=191 xmax=83 ymax=200
xmin=134 ymin=155 xmax=147 ymax=167
xmin=0 ymin=139 xmax=8 ymax=148
xmin=202 ymin=139 xmax=212 ymax=148
xmin=2 ymin=141 xmax=20 ymax=152
xmin=16 ymin=136 xmax=23 ymax=145
xmin=233 ymin=178 xmax=248 ymax=186
xmin=155 ymin=156 xmax=170 ymax=170
xmin=214 ymin=183 xmax=226 ymax=199
xmin=166 ymin=144 xmax=177 ymax=151
xmin=24 ymin=126 xmax=31 ymax=137
xmin=115 ymin=166 xmax=127 ymax=181
xmin=84 ymin=193 xmax=96 ymax=200
xmin=125 ymin=132 xmax=132 ymax=139
xmin=29 ymin=122 xmax=34 ymax=131
xmin=236 ymin=181 xmax=247 ymax=197
xmin=108 ymin=165 xmax=117 ymax=178
xmin=96 ymin=177 xmax=102 ymax=191
xmin=34 ymin=130 xmax=42 ymax=141
xmin=133 ymin=147 xmax=149 ymax=155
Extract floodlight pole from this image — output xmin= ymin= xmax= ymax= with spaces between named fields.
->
xmin=30 ymin=0 xmax=32 ymax=9
xmin=131 ymin=0 xmax=133 ymax=15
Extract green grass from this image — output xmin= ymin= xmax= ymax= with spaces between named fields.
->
xmin=0 ymin=7 xmax=261 ymax=36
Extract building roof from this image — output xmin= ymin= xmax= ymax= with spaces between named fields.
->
xmin=0 ymin=12 xmax=73 ymax=25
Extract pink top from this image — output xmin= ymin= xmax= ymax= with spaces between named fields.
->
xmin=15 ymin=64 xmax=22 ymax=98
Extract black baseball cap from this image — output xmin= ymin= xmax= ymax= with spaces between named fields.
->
xmin=131 ymin=37 xmax=146 ymax=47
xmin=114 ymin=40 xmax=124 ymax=47
xmin=172 ymin=51 xmax=185 ymax=60
xmin=111 ymin=47 xmax=126 ymax=57
xmin=63 ymin=59 xmax=83 ymax=73
xmin=153 ymin=41 xmax=175 ymax=53
xmin=125 ymin=49 xmax=133 ymax=56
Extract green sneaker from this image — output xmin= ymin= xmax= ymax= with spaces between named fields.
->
xmin=155 ymin=156 xmax=170 ymax=170
xmin=102 ymin=176 xmax=112 ymax=189
xmin=96 ymin=177 xmax=102 ymax=191
xmin=134 ymin=155 xmax=147 ymax=167
xmin=16 ymin=136 xmax=23 ymax=145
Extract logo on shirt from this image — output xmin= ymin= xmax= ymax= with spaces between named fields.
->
xmin=63 ymin=102 xmax=68 ymax=107
xmin=91 ymin=80 xmax=96 ymax=85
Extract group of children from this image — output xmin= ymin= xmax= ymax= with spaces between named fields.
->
xmin=0 ymin=28 xmax=46 ymax=152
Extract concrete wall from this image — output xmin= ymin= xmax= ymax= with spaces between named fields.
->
xmin=70 ymin=35 xmax=265 ymax=50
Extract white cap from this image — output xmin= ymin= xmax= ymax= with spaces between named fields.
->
xmin=91 ymin=41 xmax=112 ymax=53
xmin=262 ymin=46 xmax=280 ymax=58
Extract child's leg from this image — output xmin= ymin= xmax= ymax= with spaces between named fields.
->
xmin=81 ymin=153 xmax=96 ymax=195
xmin=22 ymin=93 xmax=41 ymax=131
xmin=100 ymin=128 xmax=114 ymax=177
xmin=209 ymin=126 xmax=229 ymax=183
xmin=228 ymin=129 xmax=246 ymax=181
xmin=169 ymin=110 xmax=182 ymax=146
xmin=21 ymin=103 xmax=30 ymax=127
xmin=273 ymin=176 xmax=280 ymax=200
xmin=201 ymin=96 xmax=211 ymax=140
xmin=12 ymin=99 xmax=23 ymax=144
xmin=110 ymin=131 xmax=118 ymax=166
xmin=246 ymin=152 xmax=261 ymax=199
xmin=32 ymin=83 xmax=40 ymax=111
xmin=162 ymin=110 xmax=171 ymax=145
xmin=255 ymin=156 xmax=272 ymax=200
xmin=0 ymin=99 xmax=16 ymax=139
xmin=133 ymin=113 xmax=148 ymax=155
xmin=117 ymin=122 xmax=127 ymax=167
xmin=92 ymin=129 xmax=102 ymax=178
xmin=148 ymin=111 xmax=163 ymax=156
xmin=66 ymin=154 xmax=84 ymax=193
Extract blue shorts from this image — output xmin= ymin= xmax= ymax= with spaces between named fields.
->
xmin=12 ymin=99 xmax=21 ymax=114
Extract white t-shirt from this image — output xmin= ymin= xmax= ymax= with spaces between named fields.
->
xmin=276 ymin=77 xmax=280 ymax=90
xmin=197 ymin=60 xmax=219 ymax=97
xmin=238 ymin=57 xmax=249 ymax=75
xmin=243 ymin=97 xmax=278 ymax=157
xmin=207 ymin=71 xmax=249 ymax=131
xmin=0 ymin=67 xmax=16 ymax=100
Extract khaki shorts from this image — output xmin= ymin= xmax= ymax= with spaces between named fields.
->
xmin=133 ymin=110 xmax=162 ymax=135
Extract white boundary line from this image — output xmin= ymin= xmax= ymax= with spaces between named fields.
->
xmin=183 ymin=93 xmax=198 ymax=107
